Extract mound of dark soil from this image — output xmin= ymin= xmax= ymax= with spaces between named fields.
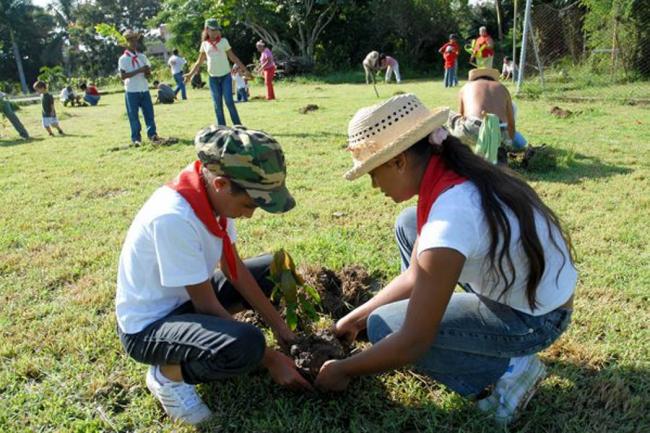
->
xmin=289 ymin=328 xmax=349 ymax=381
xmin=550 ymin=106 xmax=572 ymax=118
xmin=299 ymin=104 xmax=319 ymax=114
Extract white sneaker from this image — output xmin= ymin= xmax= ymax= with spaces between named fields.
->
xmin=145 ymin=366 xmax=213 ymax=425
xmin=477 ymin=355 xmax=547 ymax=425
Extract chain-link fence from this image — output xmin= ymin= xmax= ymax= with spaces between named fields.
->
xmin=516 ymin=1 xmax=650 ymax=103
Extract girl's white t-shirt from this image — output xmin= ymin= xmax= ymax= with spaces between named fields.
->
xmin=417 ymin=182 xmax=576 ymax=316
xmin=116 ymin=186 xmax=237 ymax=334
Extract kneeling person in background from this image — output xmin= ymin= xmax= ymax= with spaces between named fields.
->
xmin=154 ymin=80 xmax=176 ymax=104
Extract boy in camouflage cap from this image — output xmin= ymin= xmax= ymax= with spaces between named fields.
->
xmin=116 ymin=126 xmax=309 ymax=426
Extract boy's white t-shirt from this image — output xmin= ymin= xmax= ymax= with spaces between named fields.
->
xmin=116 ymin=186 xmax=237 ymax=334
xmin=417 ymin=182 xmax=576 ymax=316
xmin=118 ymin=51 xmax=151 ymax=93
xmin=168 ymin=55 xmax=187 ymax=75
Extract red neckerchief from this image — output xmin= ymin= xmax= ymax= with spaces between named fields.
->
xmin=206 ymin=36 xmax=222 ymax=51
xmin=124 ymin=50 xmax=140 ymax=68
xmin=166 ymin=160 xmax=238 ymax=281
xmin=416 ymin=155 xmax=468 ymax=234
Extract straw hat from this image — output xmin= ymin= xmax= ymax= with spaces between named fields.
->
xmin=469 ymin=68 xmax=500 ymax=81
xmin=122 ymin=29 xmax=141 ymax=41
xmin=344 ymin=94 xmax=449 ymax=180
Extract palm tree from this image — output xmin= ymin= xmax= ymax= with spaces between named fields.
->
xmin=0 ymin=0 xmax=31 ymax=94
xmin=47 ymin=0 xmax=78 ymax=77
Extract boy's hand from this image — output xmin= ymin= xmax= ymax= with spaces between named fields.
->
xmin=265 ymin=350 xmax=313 ymax=391
xmin=315 ymin=360 xmax=350 ymax=392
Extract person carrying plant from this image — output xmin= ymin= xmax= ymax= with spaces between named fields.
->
xmin=115 ymin=125 xmax=311 ymax=426
xmin=184 ymin=18 xmax=252 ymax=126
xmin=470 ymin=26 xmax=495 ymax=68
xmin=315 ymin=93 xmax=577 ymax=426
xmin=118 ymin=29 xmax=167 ymax=147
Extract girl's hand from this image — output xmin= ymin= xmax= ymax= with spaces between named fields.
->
xmin=183 ymin=73 xmax=194 ymax=83
xmin=274 ymin=325 xmax=297 ymax=351
xmin=334 ymin=314 xmax=363 ymax=343
xmin=265 ymin=350 xmax=313 ymax=391
xmin=315 ymin=360 xmax=350 ymax=392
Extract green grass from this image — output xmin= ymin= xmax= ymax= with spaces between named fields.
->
xmin=1 ymin=78 xmax=649 ymax=433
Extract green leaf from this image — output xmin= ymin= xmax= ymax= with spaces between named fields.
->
xmin=303 ymin=284 xmax=321 ymax=303
xmin=286 ymin=307 xmax=298 ymax=331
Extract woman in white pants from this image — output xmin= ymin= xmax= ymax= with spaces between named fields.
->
xmin=379 ymin=53 xmax=401 ymax=83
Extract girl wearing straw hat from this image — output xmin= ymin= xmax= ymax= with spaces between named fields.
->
xmin=185 ymin=19 xmax=251 ymax=126
xmin=315 ymin=94 xmax=577 ymax=425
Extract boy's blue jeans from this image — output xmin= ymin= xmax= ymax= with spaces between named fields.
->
xmin=173 ymin=72 xmax=187 ymax=100
xmin=444 ymin=66 xmax=457 ymax=87
xmin=368 ymin=207 xmax=572 ymax=397
xmin=125 ymin=91 xmax=157 ymax=143
xmin=209 ymin=73 xmax=241 ymax=126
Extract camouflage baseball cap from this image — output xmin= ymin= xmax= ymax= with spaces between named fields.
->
xmin=195 ymin=125 xmax=295 ymax=213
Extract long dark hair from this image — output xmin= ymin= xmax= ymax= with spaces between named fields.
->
xmin=408 ymin=134 xmax=575 ymax=311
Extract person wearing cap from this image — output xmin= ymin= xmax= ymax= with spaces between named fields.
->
xmin=118 ymin=29 xmax=164 ymax=146
xmin=448 ymin=68 xmax=516 ymax=163
xmin=185 ymin=19 xmax=251 ymax=126
xmin=255 ymin=40 xmax=276 ymax=100
xmin=471 ymin=26 xmax=495 ymax=68
xmin=438 ymin=34 xmax=460 ymax=86
xmin=314 ymin=93 xmax=577 ymax=425
xmin=115 ymin=125 xmax=311 ymax=425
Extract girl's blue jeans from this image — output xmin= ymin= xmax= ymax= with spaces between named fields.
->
xmin=209 ymin=73 xmax=241 ymax=126
xmin=367 ymin=206 xmax=572 ymax=397
xmin=444 ymin=66 xmax=457 ymax=87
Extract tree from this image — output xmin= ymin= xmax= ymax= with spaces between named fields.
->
xmin=0 ymin=0 xmax=31 ymax=93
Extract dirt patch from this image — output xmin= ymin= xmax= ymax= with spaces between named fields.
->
xmin=289 ymin=328 xmax=350 ymax=381
xmin=301 ymin=265 xmax=374 ymax=320
xmin=550 ymin=106 xmax=573 ymax=118
xmin=509 ymin=144 xmax=558 ymax=172
xmin=299 ymin=104 xmax=319 ymax=114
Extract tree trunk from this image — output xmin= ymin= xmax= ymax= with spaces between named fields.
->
xmin=495 ymin=0 xmax=504 ymax=40
xmin=9 ymin=28 xmax=29 ymax=94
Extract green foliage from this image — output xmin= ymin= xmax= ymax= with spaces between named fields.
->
xmin=37 ymin=66 xmax=67 ymax=90
xmin=95 ymin=23 xmax=127 ymax=46
xmin=269 ymin=249 xmax=320 ymax=330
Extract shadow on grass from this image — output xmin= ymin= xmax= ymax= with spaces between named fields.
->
xmin=512 ymin=148 xmax=632 ymax=184
xmin=0 ymin=137 xmax=42 ymax=147
xmin=274 ymin=131 xmax=344 ymax=140
xmin=193 ymin=354 xmax=649 ymax=433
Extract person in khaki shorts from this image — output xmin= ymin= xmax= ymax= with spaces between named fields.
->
xmin=447 ymin=68 xmax=515 ymax=163
xmin=116 ymin=126 xmax=311 ymax=426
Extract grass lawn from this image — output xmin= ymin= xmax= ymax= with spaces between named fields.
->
xmin=1 ymin=78 xmax=649 ymax=433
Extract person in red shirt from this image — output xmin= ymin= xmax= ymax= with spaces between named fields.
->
xmin=442 ymin=46 xmax=458 ymax=88
xmin=80 ymin=82 xmax=101 ymax=106
xmin=439 ymin=34 xmax=460 ymax=86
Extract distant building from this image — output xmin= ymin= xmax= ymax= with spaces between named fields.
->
xmin=145 ymin=24 xmax=172 ymax=61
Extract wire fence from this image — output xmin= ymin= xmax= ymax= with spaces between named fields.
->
xmin=516 ymin=1 xmax=650 ymax=103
